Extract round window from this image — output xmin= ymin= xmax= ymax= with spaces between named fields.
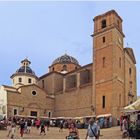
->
xmin=32 ymin=91 xmax=37 ymax=96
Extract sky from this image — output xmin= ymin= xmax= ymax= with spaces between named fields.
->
xmin=0 ymin=1 xmax=140 ymax=95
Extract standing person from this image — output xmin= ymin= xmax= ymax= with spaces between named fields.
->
xmin=36 ymin=119 xmax=40 ymax=130
xmin=31 ymin=119 xmax=34 ymax=127
xmin=7 ymin=122 xmax=12 ymax=137
xmin=59 ymin=120 xmax=64 ymax=132
xmin=66 ymin=123 xmax=79 ymax=139
xmin=46 ymin=119 xmax=50 ymax=131
xmin=12 ymin=117 xmax=17 ymax=125
xmin=122 ymin=118 xmax=128 ymax=138
xmin=27 ymin=119 xmax=32 ymax=133
xmin=85 ymin=118 xmax=98 ymax=139
xmin=117 ymin=118 xmax=120 ymax=126
xmin=120 ymin=115 xmax=123 ymax=131
xmin=40 ymin=123 xmax=46 ymax=135
xmin=96 ymin=120 xmax=101 ymax=139
xmin=128 ymin=121 xmax=136 ymax=139
xmin=24 ymin=120 xmax=28 ymax=133
xmin=109 ymin=116 xmax=112 ymax=127
xmin=19 ymin=119 xmax=25 ymax=138
xmin=10 ymin=124 xmax=16 ymax=139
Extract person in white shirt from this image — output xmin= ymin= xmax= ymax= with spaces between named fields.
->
xmin=85 ymin=118 xmax=98 ymax=139
xmin=96 ymin=120 xmax=100 ymax=139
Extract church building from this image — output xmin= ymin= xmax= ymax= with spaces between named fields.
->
xmin=0 ymin=10 xmax=137 ymax=124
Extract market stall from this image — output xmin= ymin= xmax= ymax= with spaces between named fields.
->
xmin=123 ymin=99 xmax=140 ymax=138
xmin=74 ymin=115 xmax=96 ymax=129
xmin=97 ymin=113 xmax=112 ymax=128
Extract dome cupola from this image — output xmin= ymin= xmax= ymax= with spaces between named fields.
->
xmin=16 ymin=59 xmax=35 ymax=75
xmin=49 ymin=53 xmax=80 ymax=74
xmin=11 ymin=58 xmax=38 ymax=88
xmin=52 ymin=54 xmax=79 ymax=65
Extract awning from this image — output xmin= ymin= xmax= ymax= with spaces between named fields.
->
xmin=124 ymin=98 xmax=140 ymax=111
xmin=97 ymin=113 xmax=112 ymax=118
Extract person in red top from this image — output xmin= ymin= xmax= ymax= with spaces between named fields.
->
xmin=35 ymin=119 xmax=40 ymax=130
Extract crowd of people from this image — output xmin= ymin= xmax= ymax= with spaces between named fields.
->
xmin=0 ymin=116 xmax=101 ymax=139
xmin=2 ymin=113 xmax=140 ymax=139
xmin=120 ymin=114 xmax=140 ymax=139
xmin=5 ymin=117 xmax=50 ymax=139
xmin=65 ymin=118 xmax=100 ymax=139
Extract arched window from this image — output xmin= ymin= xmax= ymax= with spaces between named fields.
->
xmin=101 ymin=19 xmax=106 ymax=28
xmin=28 ymin=78 xmax=32 ymax=83
xmin=102 ymin=96 xmax=105 ymax=108
xmin=19 ymin=78 xmax=22 ymax=83
xmin=63 ymin=65 xmax=67 ymax=71
xmin=103 ymin=57 xmax=106 ymax=68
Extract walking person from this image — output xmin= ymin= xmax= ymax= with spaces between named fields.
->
xmin=46 ymin=119 xmax=50 ymax=131
xmin=40 ymin=123 xmax=46 ymax=135
xmin=19 ymin=119 xmax=25 ymax=138
xmin=27 ymin=119 xmax=32 ymax=133
xmin=36 ymin=119 xmax=40 ymax=130
xmin=24 ymin=120 xmax=28 ymax=133
xmin=10 ymin=124 xmax=16 ymax=139
xmin=85 ymin=118 xmax=98 ymax=139
xmin=59 ymin=120 xmax=64 ymax=132
xmin=128 ymin=121 xmax=136 ymax=139
xmin=31 ymin=119 xmax=34 ymax=126
xmin=7 ymin=122 xmax=12 ymax=137
xmin=122 ymin=118 xmax=128 ymax=138
xmin=96 ymin=119 xmax=101 ymax=139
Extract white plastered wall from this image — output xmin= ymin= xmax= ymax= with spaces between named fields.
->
xmin=0 ymin=86 xmax=7 ymax=118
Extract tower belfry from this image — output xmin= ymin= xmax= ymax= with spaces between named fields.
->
xmin=93 ymin=10 xmax=126 ymax=118
xmin=93 ymin=10 xmax=124 ymax=38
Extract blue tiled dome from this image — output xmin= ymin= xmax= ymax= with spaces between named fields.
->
xmin=11 ymin=58 xmax=37 ymax=77
xmin=52 ymin=54 xmax=79 ymax=65
xmin=16 ymin=66 xmax=36 ymax=75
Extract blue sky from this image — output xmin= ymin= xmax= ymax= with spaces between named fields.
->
xmin=0 ymin=1 xmax=139 ymax=95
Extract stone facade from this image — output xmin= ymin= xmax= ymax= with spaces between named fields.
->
xmin=6 ymin=84 xmax=54 ymax=118
xmin=54 ymin=64 xmax=93 ymax=117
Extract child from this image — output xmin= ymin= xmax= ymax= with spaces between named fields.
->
xmin=40 ymin=124 xmax=46 ymax=135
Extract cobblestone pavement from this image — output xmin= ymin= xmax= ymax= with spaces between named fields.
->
xmin=0 ymin=126 xmax=122 ymax=139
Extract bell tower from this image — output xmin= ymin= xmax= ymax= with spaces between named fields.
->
xmin=93 ymin=10 xmax=125 ymax=121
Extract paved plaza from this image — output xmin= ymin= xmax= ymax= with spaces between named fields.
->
xmin=0 ymin=126 xmax=122 ymax=139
